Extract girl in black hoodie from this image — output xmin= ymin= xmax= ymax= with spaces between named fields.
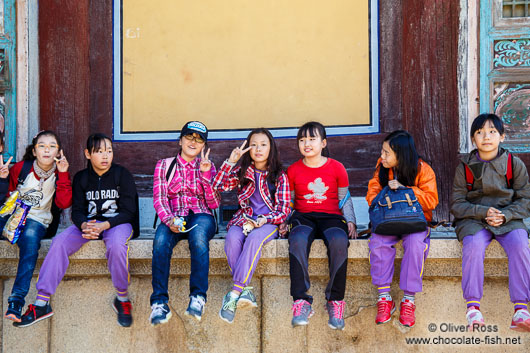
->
xmin=16 ymin=133 xmax=137 ymax=328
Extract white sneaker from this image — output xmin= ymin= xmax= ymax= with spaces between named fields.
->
xmin=466 ymin=306 xmax=484 ymax=327
xmin=510 ymin=309 xmax=530 ymax=332
xmin=185 ymin=295 xmax=206 ymax=322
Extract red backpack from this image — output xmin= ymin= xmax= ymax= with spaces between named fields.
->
xmin=464 ymin=153 xmax=513 ymax=191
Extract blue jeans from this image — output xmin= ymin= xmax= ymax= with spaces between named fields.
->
xmin=150 ymin=212 xmax=216 ymax=305
xmin=0 ymin=216 xmax=47 ymax=305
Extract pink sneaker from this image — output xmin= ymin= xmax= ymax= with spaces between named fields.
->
xmin=466 ymin=306 xmax=485 ymax=327
xmin=375 ymin=298 xmax=395 ymax=325
xmin=510 ymin=309 xmax=530 ymax=332
xmin=399 ymin=300 xmax=416 ymax=327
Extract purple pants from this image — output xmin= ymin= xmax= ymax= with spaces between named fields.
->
xmin=369 ymin=230 xmax=430 ymax=294
xmin=225 ymin=224 xmax=278 ymax=292
xmin=36 ymin=224 xmax=133 ymax=301
xmin=462 ymin=228 xmax=530 ymax=306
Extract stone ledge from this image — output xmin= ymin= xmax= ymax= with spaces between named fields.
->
xmin=0 ymin=237 xmax=519 ymax=261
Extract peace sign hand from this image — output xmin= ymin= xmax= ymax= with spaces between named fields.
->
xmin=0 ymin=155 xmax=13 ymax=179
xmin=228 ymin=140 xmax=252 ymax=164
xmin=55 ymin=150 xmax=69 ymax=173
xmin=200 ymin=148 xmax=212 ymax=173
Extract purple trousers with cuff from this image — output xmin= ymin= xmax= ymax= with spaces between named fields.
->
xmin=369 ymin=229 xmax=430 ymax=294
xmin=462 ymin=228 xmax=530 ymax=306
xmin=36 ymin=223 xmax=133 ymax=301
xmin=225 ymin=224 xmax=278 ymax=292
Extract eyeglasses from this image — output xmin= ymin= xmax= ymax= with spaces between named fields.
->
xmin=183 ymin=134 xmax=205 ymax=144
xmin=36 ymin=143 xmax=58 ymax=150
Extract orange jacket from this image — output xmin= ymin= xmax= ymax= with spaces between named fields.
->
xmin=366 ymin=158 xmax=439 ymax=221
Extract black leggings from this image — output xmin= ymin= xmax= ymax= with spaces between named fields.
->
xmin=288 ymin=212 xmax=349 ymax=303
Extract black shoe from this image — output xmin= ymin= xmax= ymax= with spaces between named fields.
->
xmin=13 ymin=304 xmax=54 ymax=328
xmin=4 ymin=301 xmax=24 ymax=322
xmin=113 ymin=297 xmax=133 ymax=327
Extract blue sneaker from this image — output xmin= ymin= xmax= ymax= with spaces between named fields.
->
xmin=185 ymin=295 xmax=206 ymax=322
xmin=219 ymin=292 xmax=238 ymax=324
xmin=291 ymin=299 xmax=314 ymax=327
xmin=150 ymin=303 xmax=172 ymax=326
xmin=326 ymin=300 xmax=345 ymax=330
xmin=238 ymin=287 xmax=257 ymax=309
xmin=13 ymin=304 xmax=54 ymax=328
xmin=4 ymin=301 xmax=23 ymax=323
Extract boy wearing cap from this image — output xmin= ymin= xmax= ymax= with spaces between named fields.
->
xmin=150 ymin=121 xmax=220 ymax=325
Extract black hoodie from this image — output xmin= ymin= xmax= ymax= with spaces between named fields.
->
xmin=71 ymin=164 xmax=137 ymax=229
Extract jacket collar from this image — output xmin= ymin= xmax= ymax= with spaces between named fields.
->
xmin=460 ymin=148 xmax=509 ymax=178
xmin=244 ymin=164 xmax=268 ymax=182
xmin=88 ymin=163 xmax=115 ymax=178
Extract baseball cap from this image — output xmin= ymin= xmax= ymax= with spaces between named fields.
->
xmin=180 ymin=121 xmax=208 ymax=141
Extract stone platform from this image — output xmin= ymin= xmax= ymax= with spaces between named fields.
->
xmin=1 ymin=234 xmax=529 ymax=352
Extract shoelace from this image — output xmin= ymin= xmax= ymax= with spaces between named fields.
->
xmin=401 ymin=301 xmax=414 ymax=316
xmin=328 ymin=301 xmax=345 ymax=319
xmin=23 ymin=304 xmax=37 ymax=318
xmin=222 ymin=295 xmax=238 ymax=312
xmin=119 ymin=301 xmax=132 ymax=315
xmin=241 ymin=287 xmax=254 ymax=298
xmin=150 ymin=303 xmax=168 ymax=320
xmin=292 ymin=300 xmax=308 ymax=316
xmin=377 ymin=300 xmax=390 ymax=314
xmin=190 ymin=296 xmax=205 ymax=311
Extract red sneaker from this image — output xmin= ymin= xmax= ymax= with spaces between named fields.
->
xmin=399 ymin=299 xmax=416 ymax=327
xmin=375 ymin=298 xmax=395 ymax=324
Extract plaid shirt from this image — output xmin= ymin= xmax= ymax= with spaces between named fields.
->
xmin=153 ymin=155 xmax=220 ymax=226
xmin=213 ymin=160 xmax=291 ymax=229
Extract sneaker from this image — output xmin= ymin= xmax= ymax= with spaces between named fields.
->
xmin=112 ymin=297 xmax=133 ymax=327
xmin=219 ymin=292 xmax=238 ymax=324
xmin=326 ymin=300 xmax=346 ymax=330
xmin=4 ymin=301 xmax=23 ymax=323
xmin=510 ymin=309 xmax=530 ymax=332
xmin=238 ymin=287 xmax=257 ymax=309
xmin=150 ymin=303 xmax=172 ymax=326
xmin=291 ymin=299 xmax=314 ymax=327
xmin=375 ymin=298 xmax=396 ymax=325
xmin=13 ymin=304 xmax=54 ymax=328
xmin=466 ymin=306 xmax=485 ymax=327
xmin=185 ymin=295 xmax=206 ymax=322
xmin=399 ymin=299 xmax=416 ymax=327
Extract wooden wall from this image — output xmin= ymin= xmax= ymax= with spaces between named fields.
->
xmin=39 ymin=0 xmax=464 ymax=219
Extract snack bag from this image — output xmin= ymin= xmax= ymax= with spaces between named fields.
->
xmin=0 ymin=191 xmax=19 ymax=217
xmin=3 ymin=201 xmax=31 ymax=244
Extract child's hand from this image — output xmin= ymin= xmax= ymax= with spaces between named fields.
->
xmin=55 ymin=150 xmax=69 ymax=173
xmin=199 ymin=148 xmax=212 ymax=172
xmin=347 ymin=222 xmax=357 ymax=239
xmin=228 ymin=140 xmax=252 ymax=164
xmin=250 ymin=216 xmax=267 ymax=228
xmin=169 ymin=218 xmax=181 ymax=233
xmin=485 ymin=207 xmax=505 ymax=227
xmin=388 ymin=180 xmax=403 ymax=190
xmin=0 ymin=155 xmax=13 ymax=179
xmin=81 ymin=220 xmax=100 ymax=239
xmin=278 ymin=222 xmax=289 ymax=238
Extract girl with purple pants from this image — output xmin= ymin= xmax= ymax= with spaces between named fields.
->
xmin=16 ymin=134 xmax=137 ymax=328
xmin=366 ymin=130 xmax=439 ymax=328
xmin=451 ymin=114 xmax=530 ymax=331
xmin=213 ymin=128 xmax=290 ymax=323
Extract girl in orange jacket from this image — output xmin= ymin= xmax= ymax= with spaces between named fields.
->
xmin=366 ymin=130 xmax=438 ymax=328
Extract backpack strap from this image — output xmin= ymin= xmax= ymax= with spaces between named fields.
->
xmin=17 ymin=160 xmax=34 ymax=187
xmin=152 ymin=157 xmax=178 ymax=229
xmin=463 ymin=163 xmax=474 ymax=191
xmin=506 ymin=153 xmax=513 ymax=189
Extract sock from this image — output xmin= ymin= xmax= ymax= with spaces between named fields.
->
xmin=466 ymin=301 xmax=480 ymax=309
xmin=378 ymin=292 xmax=392 ymax=301
xmin=117 ymin=295 xmax=129 ymax=302
xmin=514 ymin=303 xmax=528 ymax=312
xmin=402 ymin=293 xmax=415 ymax=303
xmin=34 ymin=299 xmax=48 ymax=307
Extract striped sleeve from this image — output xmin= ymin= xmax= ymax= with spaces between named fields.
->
xmin=212 ymin=160 xmax=241 ymax=192
xmin=152 ymin=159 xmax=174 ymax=226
